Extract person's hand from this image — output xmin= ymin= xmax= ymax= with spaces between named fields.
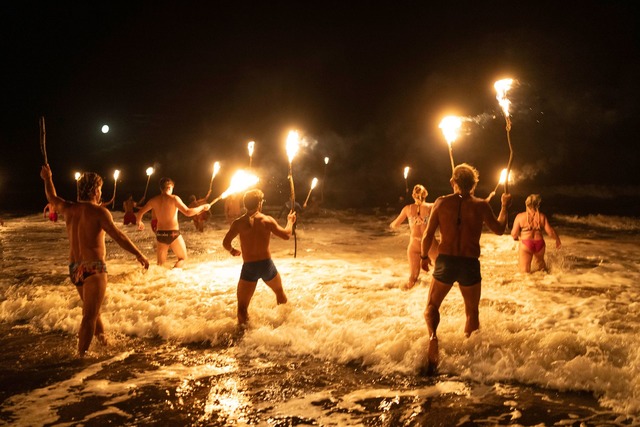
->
xmin=137 ymin=254 xmax=150 ymax=269
xmin=137 ymin=222 xmax=145 ymax=231
xmin=556 ymin=239 xmax=562 ymax=249
xmin=288 ymin=211 xmax=297 ymax=224
xmin=501 ymin=193 xmax=512 ymax=207
xmin=421 ymin=256 xmax=432 ymax=272
xmin=203 ymin=203 xmax=211 ymax=211
xmin=40 ymin=164 xmax=52 ymax=180
xmin=229 ymin=248 xmax=241 ymax=257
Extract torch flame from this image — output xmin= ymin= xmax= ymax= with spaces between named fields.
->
xmin=146 ymin=167 xmax=154 ymax=176
xmin=439 ymin=116 xmax=462 ymax=145
xmin=324 ymin=157 xmax=329 ymax=165
xmin=494 ymin=78 xmax=514 ymax=117
xmin=74 ymin=172 xmax=81 ymax=181
xmin=286 ymin=130 xmax=300 ymax=164
xmin=403 ymin=166 xmax=410 ymax=180
xmin=113 ymin=169 xmax=120 ymax=180
xmin=499 ymin=168 xmax=513 ymax=184
xmin=248 ymin=141 xmax=255 ymax=157
xmin=310 ymin=177 xmax=318 ymax=190
xmin=220 ymin=170 xmax=259 ymax=199
xmin=212 ymin=161 xmax=221 ymax=178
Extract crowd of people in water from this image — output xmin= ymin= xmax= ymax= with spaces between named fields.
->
xmin=33 ymin=162 xmax=561 ymax=374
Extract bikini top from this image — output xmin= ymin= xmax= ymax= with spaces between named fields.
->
xmin=522 ymin=210 xmax=542 ymax=232
xmin=408 ymin=204 xmax=428 ymax=226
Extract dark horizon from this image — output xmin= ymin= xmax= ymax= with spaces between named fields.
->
xmin=2 ymin=2 xmax=639 ymax=215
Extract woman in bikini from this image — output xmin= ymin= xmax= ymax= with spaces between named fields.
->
xmin=390 ymin=184 xmax=439 ymax=290
xmin=511 ymin=194 xmax=561 ymax=273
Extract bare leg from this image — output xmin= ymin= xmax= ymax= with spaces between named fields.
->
xmin=75 ymin=285 xmax=107 ymax=345
xmin=405 ymin=240 xmax=421 ymax=290
xmin=518 ymin=243 xmax=534 ymax=273
xmin=264 ymin=272 xmax=288 ymax=305
xmin=533 ymin=246 xmax=547 ymax=272
xmin=78 ymin=273 xmax=107 ymax=357
xmin=237 ymin=279 xmax=258 ymax=325
xmin=170 ymin=236 xmax=187 ymax=269
xmin=424 ymin=278 xmax=452 ymax=373
xmin=459 ymin=282 xmax=481 ymax=337
xmin=157 ymin=242 xmax=169 ymax=266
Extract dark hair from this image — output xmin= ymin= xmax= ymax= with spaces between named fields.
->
xmin=452 ymin=163 xmax=479 ymax=193
xmin=243 ymin=189 xmax=264 ymax=210
xmin=159 ymin=177 xmax=174 ymax=190
xmin=77 ymin=172 xmax=103 ymax=201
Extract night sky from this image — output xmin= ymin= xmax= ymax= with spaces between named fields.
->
xmin=2 ymin=2 xmax=639 ymax=212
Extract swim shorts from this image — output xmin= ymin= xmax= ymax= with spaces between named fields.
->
xmin=432 ymin=254 xmax=481 ymax=286
xmin=69 ymin=261 xmax=108 ymax=287
xmin=123 ymin=211 xmax=136 ymax=225
xmin=240 ymin=259 xmax=278 ymax=282
xmin=156 ymin=230 xmax=180 ymax=245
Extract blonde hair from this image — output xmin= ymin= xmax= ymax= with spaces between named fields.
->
xmin=412 ymin=184 xmax=428 ymax=202
xmin=525 ymin=194 xmax=541 ymax=210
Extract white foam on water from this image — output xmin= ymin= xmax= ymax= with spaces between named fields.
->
xmin=1 ymin=211 xmax=639 ymax=416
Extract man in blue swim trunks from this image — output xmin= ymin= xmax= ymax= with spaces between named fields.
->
xmin=41 ymin=164 xmax=149 ymax=357
xmin=223 ymin=189 xmax=296 ymax=326
xmin=420 ymin=163 xmax=511 ymax=374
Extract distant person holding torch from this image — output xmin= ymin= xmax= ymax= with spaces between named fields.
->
xmin=223 ymin=189 xmax=296 ymax=326
xmin=136 ymin=177 xmax=210 ymax=268
xmin=420 ymin=163 xmax=511 ymax=374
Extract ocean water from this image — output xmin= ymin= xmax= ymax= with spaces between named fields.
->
xmin=0 ymin=207 xmax=639 ymax=426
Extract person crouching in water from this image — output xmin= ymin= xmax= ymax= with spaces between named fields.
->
xmin=510 ymin=194 xmax=561 ymax=273
xmin=223 ymin=189 xmax=296 ymax=326
xmin=136 ymin=177 xmax=210 ymax=268
xmin=390 ymin=184 xmax=439 ymax=290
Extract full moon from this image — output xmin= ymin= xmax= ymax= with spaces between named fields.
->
xmin=101 ymin=125 xmax=110 ymax=133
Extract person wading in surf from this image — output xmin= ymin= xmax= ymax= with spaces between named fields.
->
xmin=420 ymin=163 xmax=510 ymax=374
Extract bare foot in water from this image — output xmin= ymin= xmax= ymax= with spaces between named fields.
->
xmin=96 ymin=333 xmax=108 ymax=346
xmin=426 ymin=337 xmax=439 ymax=375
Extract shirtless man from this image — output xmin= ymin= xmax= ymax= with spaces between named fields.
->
xmin=420 ymin=163 xmax=511 ymax=374
xmin=222 ymin=189 xmax=296 ymax=326
xmin=40 ymin=164 xmax=149 ymax=357
xmin=136 ymin=177 xmax=210 ymax=268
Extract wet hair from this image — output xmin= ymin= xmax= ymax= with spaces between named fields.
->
xmin=525 ymin=194 xmax=542 ymax=210
xmin=412 ymin=184 xmax=428 ymax=202
xmin=77 ymin=172 xmax=103 ymax=202
xmin=159 ymin=177 xmax=174 ymax=190
xmin=243 ymin=189 xmax=264 ymax=210
xmin=452 ymin=163 xmax=479 ymax=193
